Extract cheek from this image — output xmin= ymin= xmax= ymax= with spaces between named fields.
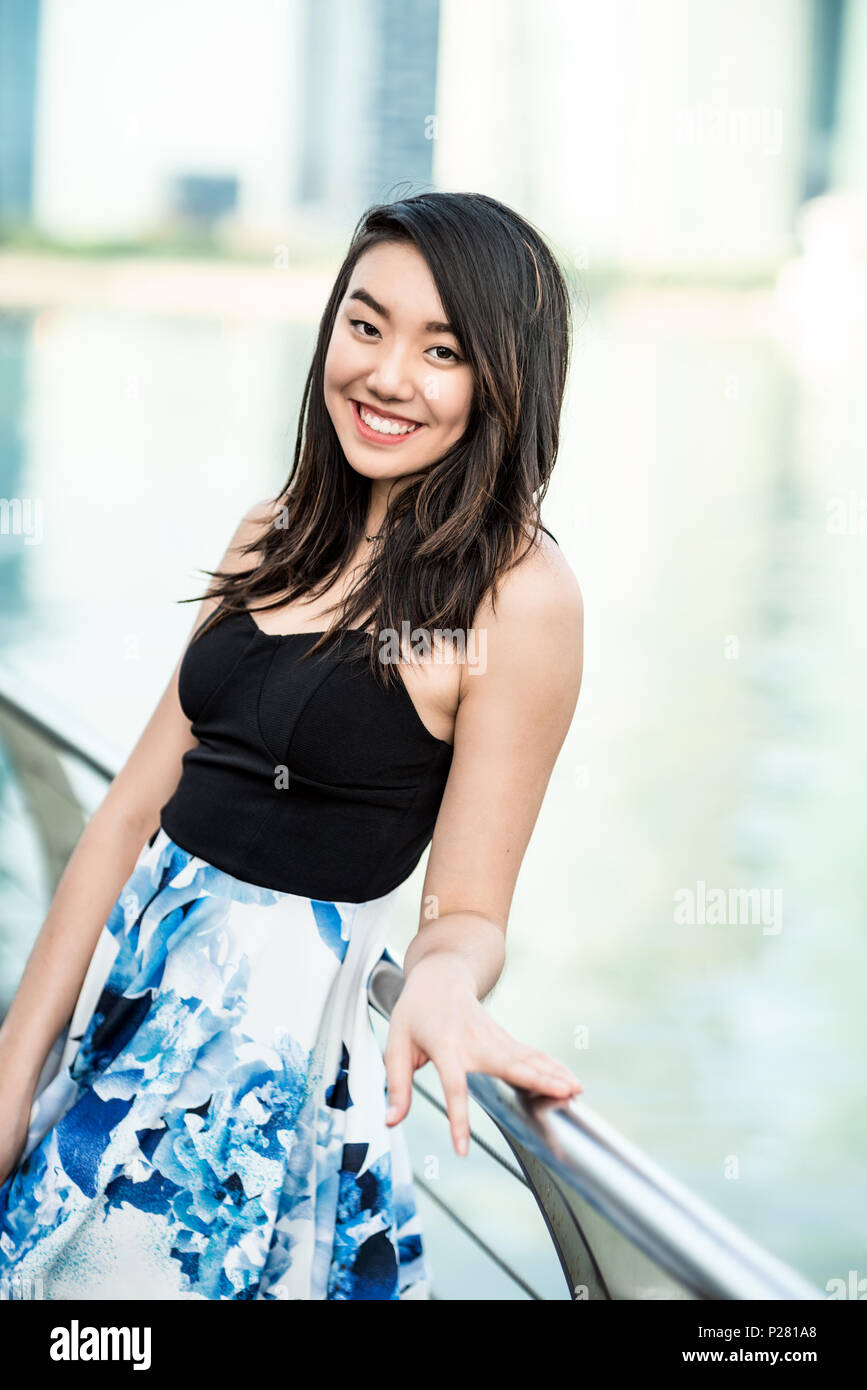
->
xmin=438 ymin=376 xmax=473 ymax=429
xmin=324 ymin=332 xmax=356 ymax=390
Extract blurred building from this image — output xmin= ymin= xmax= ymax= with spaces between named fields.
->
xmin=3 ymin=0 xmax=438 ymax=253
xmin=0 ymin=0 xmax=865 ymax=273
xmin=0 ymin=0 xmax=41 ymax=226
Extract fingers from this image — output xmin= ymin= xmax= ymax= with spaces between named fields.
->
xmin=469 ymin=1022 xmax=582 ymax=1096
xmin=384 ymin=1013 xmax=583 ymax=1165
xmin=434 ymin=1042 xmax=578 ymax=1159
xmin=384 ymin=1024 xmax=414 ymax=1126
xmin=498 ymin=1043 xmax=583 ymax=1097
xmin=437 ymin=1054 xmax=471 ymax=1157
xmin=386 ymin=1026 xmax=470 ymax=1156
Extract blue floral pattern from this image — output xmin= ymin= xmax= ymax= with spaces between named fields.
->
xmin=0 ymin=828 xmax=429 ymax=1300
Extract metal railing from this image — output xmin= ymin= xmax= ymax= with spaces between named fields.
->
xmin=0 ymin=664 xmax=825 ymax=1301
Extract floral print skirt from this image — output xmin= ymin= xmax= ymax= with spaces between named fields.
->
xmin=0 ymin=826 xmax=429 ymax=1300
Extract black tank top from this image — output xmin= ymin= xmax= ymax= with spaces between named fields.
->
xmin=159 ymin=524 xmax=559 ymax=902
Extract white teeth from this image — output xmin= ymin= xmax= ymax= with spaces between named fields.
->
xmin=358 ymin=404 xmax=420 ymax=436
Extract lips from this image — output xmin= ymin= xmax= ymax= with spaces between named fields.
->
xmin=349 ymin=398 xmax=427 ymax=445
xmin=351 ymin=399 xmax=422 ymax=427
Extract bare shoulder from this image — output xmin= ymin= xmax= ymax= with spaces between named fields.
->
xmin=244 ymin=494 xmax=284 ymax=524
xmin=218 ymin=494 xmax=284 ymax=570
xmin=461 ymin=528 xmax=583 ymax=708
xmin=503 ymin=529 xmax=581 ymax=623
xmin=240 ymin=493 xmax=284 ymax=539
xmin=474 ymin=529 xmax=583 ymax=650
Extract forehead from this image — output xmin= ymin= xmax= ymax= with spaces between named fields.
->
xmin=346 ymin=242 xmax=453 ymax=328
xmin=351 ymin=239 xmax=429 ymax=281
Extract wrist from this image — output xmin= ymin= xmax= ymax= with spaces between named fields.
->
xmin=403 ymin=948 xmax=479 ymax=994
xmin=404 ymin=912 xmax=506 ymax=1001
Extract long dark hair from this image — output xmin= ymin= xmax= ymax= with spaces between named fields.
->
xmin=184 ymin=191 xmax=574 ymax=687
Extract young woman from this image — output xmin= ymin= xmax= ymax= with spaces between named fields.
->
xmin=0 ymin=191 xmax=584 ymax=1300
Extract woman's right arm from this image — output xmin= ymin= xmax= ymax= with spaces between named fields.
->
xmin=0 ymin=497 xmax=276 ymax=1178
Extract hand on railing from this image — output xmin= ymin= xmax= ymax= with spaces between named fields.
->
xmin=382 ymin=952 xmax=583 ymax=1157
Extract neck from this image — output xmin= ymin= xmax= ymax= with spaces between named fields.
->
xmin=364 ymin=474 xmax=414 ymax=538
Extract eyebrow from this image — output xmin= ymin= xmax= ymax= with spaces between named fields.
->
xmin=347 ymin=287 xmax=456 ymax=336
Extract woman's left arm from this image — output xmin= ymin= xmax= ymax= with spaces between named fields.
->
xmin=384 ymin=541 xmax=585 ymax=1155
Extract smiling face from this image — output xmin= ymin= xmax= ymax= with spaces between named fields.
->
xmin=323 ymin=240 xmax=474 ymax=486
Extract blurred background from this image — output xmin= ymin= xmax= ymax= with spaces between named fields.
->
xmin=0 ymin=0 xmax=865 ymax=1298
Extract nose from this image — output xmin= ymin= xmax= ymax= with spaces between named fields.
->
xmin=364 ymin=341 xmax=416 ymax=403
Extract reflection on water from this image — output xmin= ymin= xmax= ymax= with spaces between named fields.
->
xmin=0 ymin=278 xmax=864 ymax=1294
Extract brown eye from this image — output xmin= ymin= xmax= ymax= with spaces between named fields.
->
xmin=428 ymin=345 xmax=463 ymax=363
xmin=349 ymin=318 xmax=380 ymax=339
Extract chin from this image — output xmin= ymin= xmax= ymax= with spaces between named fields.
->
xmin=342 ymin=449 xmax=425 ymax=481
